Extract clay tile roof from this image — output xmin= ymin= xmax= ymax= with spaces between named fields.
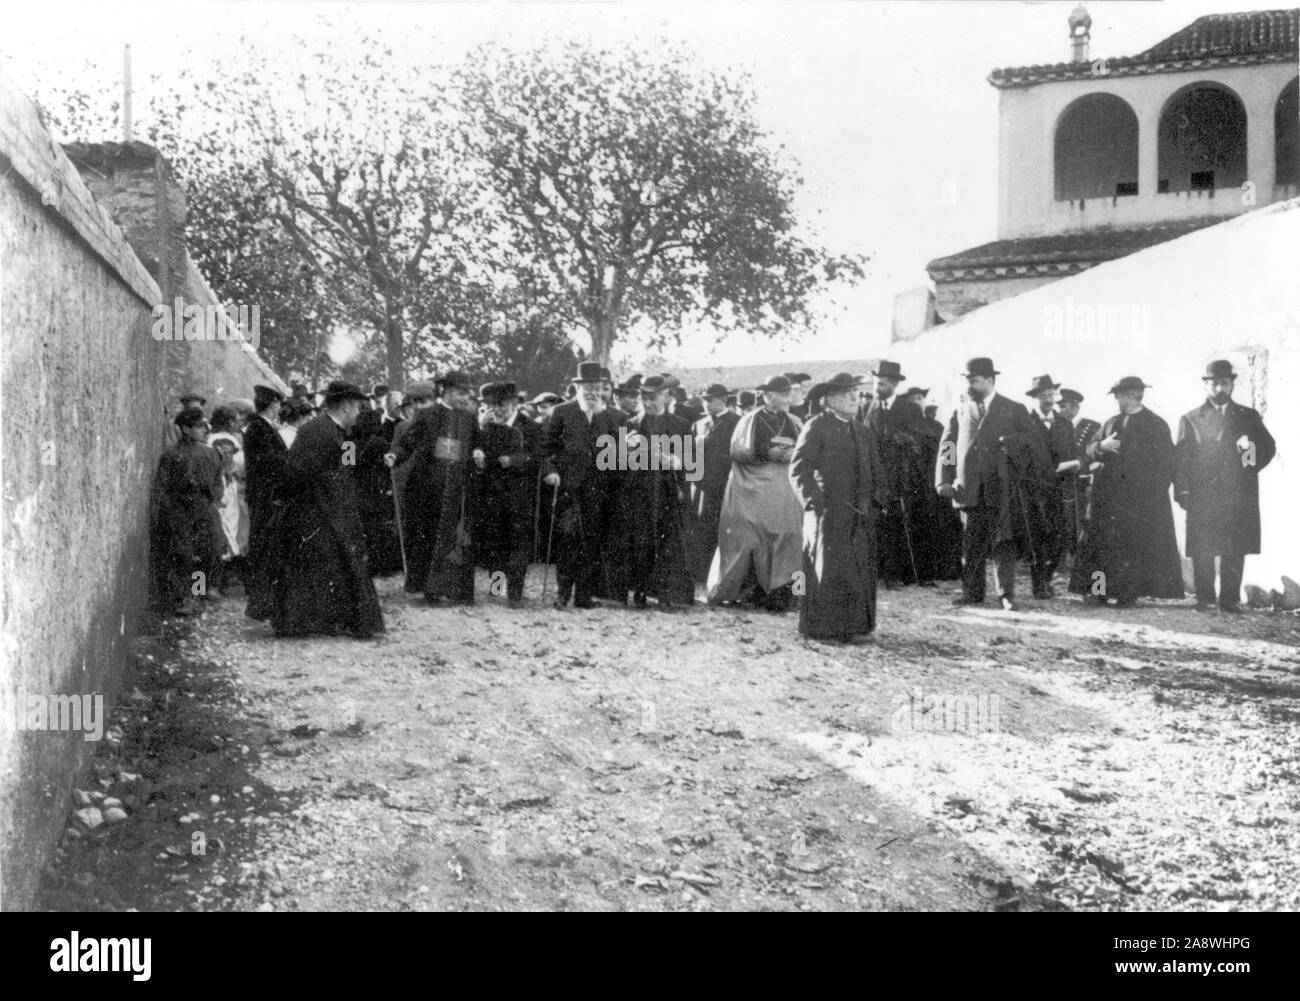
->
xmin=926 ymin=220 xmax=1221 ymax=278
xmin=989 ymin=7 xmax=1299 ymax=89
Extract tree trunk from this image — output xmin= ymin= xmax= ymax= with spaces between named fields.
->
xmin=384 ymin=313 xmax=405 ymax=389
xmin=589 ymin=315 xmax=618 ymax=366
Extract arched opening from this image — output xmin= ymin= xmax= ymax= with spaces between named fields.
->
xmin=1157 ymin=83 xmax=1247 ymax=193
xmin=1276 ymin=78 xmax=1299 ymax=187
xmin=1055 ymin=93 xmax=1139 ymax=200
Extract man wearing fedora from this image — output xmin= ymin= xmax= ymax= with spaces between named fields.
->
xmin=692 ymin=383 xmax=740 ymax=583
xmin=790 ymin=373 xmax=887 ymax=641
xmin=271 ymin=381 xmax=384 ymax=638
xmin=937 ymin=358 xmax=1050 ymax=611
xmin=707 ymin=376 xmax=804 ymax=611
xmin=1174 ymin=361 xmax=1276 ymax=613
xmin=385 ymin=372 xmax=480 ymax=603
xmin=540 ymin=361 xmax=632 ymax=609
xmin=1025 ymin=375 xmax=1077 ymax=598
xmin=861 ymin=360 xmax=930 ymax=588
xmin=1069 ymin=377 xmax=1183 ymax=608
xmin=475 ymin=381 xmax=542 ymax=606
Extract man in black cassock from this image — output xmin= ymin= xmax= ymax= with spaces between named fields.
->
xmin=607 ymin=376 xmax=696 ymax=609
xmin=474 ymin=381 xmax=541 ymax=605
xmin=692 ymin=383 xmax=740 ymax=583
xmin=937 ymin=357 xmax=1051 ymax=612
xmin=271 ymin=382 xmax=384 ymax=638
xmin=242 ymin=384 xmax=287 ymax=619
xmin=860 ymin=361 xmax=930 ymax=588
xmin=1069 ymin=376 xmax=1184 ymax=607
xmin=790 ymin=373 xmax=887 ymax=642
xmin=386 ymin=372 xmax=479 ymax=604
xmin=151 ymin=407 xmax=223 ymax=617
xmin=1024 ymin=374 xmax=1078 ymax=598
xmin=352 ymin=399 xmax=404 ymax=577
xmin=540 ymin=362 xmax=630 ymax=609
xmin=1174 ymin=360 xmax=1276 ymax=612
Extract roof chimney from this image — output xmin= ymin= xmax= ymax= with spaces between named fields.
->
xmin=1069 ymin=4 xmax=1092 ymax=63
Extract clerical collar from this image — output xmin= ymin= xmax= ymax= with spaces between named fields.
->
xmin=327 ymin=411 xmax=348 ymax=431
xmin=831 ymin=411 xmax=851 ymax=423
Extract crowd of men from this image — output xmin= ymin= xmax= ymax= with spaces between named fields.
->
xmin=149 ymin=354 xmax=1275 ymax=645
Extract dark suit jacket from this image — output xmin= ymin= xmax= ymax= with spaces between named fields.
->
xmin=938 ymin=393 xmax=1049 ymax=511
xmin=540 ymin=401 xmax=631 ymax=491
xmin=243 ymin=412 xmax=288 ymax=511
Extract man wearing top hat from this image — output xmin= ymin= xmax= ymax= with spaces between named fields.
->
xmin=242 ymin=384 xmax=288 ymax=619
xmin=1174 ymin=361 xmax=1276 ymax=612
xmin=540 ymin=361 xmax=632 ymax=609
xmin=937 ymin=357 xmax=1050 ymax=611
xmin=271 ymin=381 xmax=384 ymax=638
xmin=475 ymin=381 xmax=542 ymax=606
xmin=385 ymin=372 xmax=480 ymax=603
xmin=1068 ymin=376 xmax=1183 ymax=608
xmin=1024 ymin=375 xmax=1077 ymax=598
xmin=860 ymin=360 xmax=930 ymax=588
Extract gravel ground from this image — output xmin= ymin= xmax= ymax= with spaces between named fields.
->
xmin=37 ymin=567 xmax=1300 ymax=912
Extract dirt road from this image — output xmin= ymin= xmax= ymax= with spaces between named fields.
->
xmin=38 ymin=569 xmax=1300 ymax=911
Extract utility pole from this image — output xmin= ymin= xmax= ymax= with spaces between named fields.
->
xmin=123 ymin=44 xmax=133 ymax=141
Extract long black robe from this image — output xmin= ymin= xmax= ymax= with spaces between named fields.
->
xmin=789 ymin=412 xmax=887 ymax=639
xmin=1069 ymin=407 xmax=1184 ymax=601
xmin=242 ymin=413 xmax=289 ymax=619
xmin=913 ymin=415 xmax=962 ymax=580
xmin=353 ymin=409 xmax=404 ymax=576
xmin=607 ymin=411 xmax=697 ymax=605
xmin=392 ymin=402 xmax=479 ymax=601
xmin=1174 ymin=400 xmax=1276 ymax=557
xmin=861 ymin=396 xmax=931 ymax=584
xmin=149 ymin=437 xmax=224 ymax=615
xmin=271 ymin=414 xmax=384 ymax=638
xmin=475 ymin=413 xmax=541 ymax=600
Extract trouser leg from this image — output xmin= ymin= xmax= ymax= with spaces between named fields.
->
xmin=1219 ymin=554 xmax=1244 ymax=608
xmin=961 ymin=509 xmax=990 ymax=600
xmin=992 ymin=540 xmax=1018 ymax=598
xmin=1192 ymin=557 xmax=1218 ymax=605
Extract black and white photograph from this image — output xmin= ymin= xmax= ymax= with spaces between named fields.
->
xmin=1 ymin=0 xmax=1297 ymax=967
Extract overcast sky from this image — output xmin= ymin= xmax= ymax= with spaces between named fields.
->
xmin=2 ymin=0 xmax=1278 ymax=369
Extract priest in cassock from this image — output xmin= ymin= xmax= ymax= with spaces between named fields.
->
xmin=790 ymin=374 xmax=887 ymax=642
xmin=1069 ymin=376 xmax=1184 ymax=607
xmin=692 ymin=383 xmax=740 ymax=583
xmin=540 ymin=362 xmax=631 ymax=609
xmin=271 ymin=382 xmax=384 ymax=639
xmin=1174 ymin=360 xmax=1276 ymax=612
xmin=385 ymin=372 xmax=479 ymax=604
xmin=242 ymin=384 xmax=288 ymax=620
xmin=707 ymin=376 xmax=804 ymax=611
xmin=474 ymin=381 xmax=541 ymax=606
xmin=352 ymin=402 xmax=404 ymax=577
xmin=607 ymin=376 xmax=696 ymax=609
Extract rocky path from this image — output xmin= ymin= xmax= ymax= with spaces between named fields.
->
xmin=38 ymin=570 xmax=1300 ymax=911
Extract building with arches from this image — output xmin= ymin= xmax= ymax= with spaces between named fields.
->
xmin=926 ymin=7 xmax=1298 ymax=320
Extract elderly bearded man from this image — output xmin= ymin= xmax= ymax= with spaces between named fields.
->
xmin=790 ymin=373 xmax=887 ymax=642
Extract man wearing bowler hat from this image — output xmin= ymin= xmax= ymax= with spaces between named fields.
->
xmin=271 ymin=381 xmax=384 ymax=638
xmin=937 ymin=358 xmax=1050 ymax=611
xmin=1174 ymin=361 xmax=1276 ymax=612
xmin=861 ymin=360 xmax=930 ymax=588
xmin=1069 ymin=376 xmax=1183 ymax=608
xmin=1025 ymin=375 xmax=1077 ymax=598
xmin=540 ymin=362 xmax=633 ymax=608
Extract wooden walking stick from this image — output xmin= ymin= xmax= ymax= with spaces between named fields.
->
xmin=541 ymin=480 xmax=560 ymax=600
xmin=390 ymin=465 xmax=408 ymax=576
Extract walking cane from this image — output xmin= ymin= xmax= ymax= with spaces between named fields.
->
xmin=897 ymin=495 xmax=921 ymax=584
xmin=541 ymin=481 xmax=559 ymax=599
xmin=533 ymin=468 xmax=543 ymax=565
xmin=390 ymin=466 xmax=408 ymax=576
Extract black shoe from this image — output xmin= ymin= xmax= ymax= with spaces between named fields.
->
xmin=1000 ymin=596 xmax=1017 ymax=612
xmin=1084 ymin=594 xmax=1110 ymax=606
xmin=573 ymin=599 xmax=596 ymax=610
xmin=883 ymin=579 xmax=903 ymax=590
xmin=1032 ymin=586 xmax=1053 ymax=600
xmin=952 ymin=595 xmax=984 ymax=606
xmin=1114 ymin=596 xmax=1137 ymax=608
xmin=633 ymin=592 xmax=648 ymax=608
xmin=1193 ymin=601 xmax=1214 ymax=612
xmin=552 ymin=598 xmax=568 ymax=611
xmin=1220 ymin=603 xmax=1244 ymax=614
